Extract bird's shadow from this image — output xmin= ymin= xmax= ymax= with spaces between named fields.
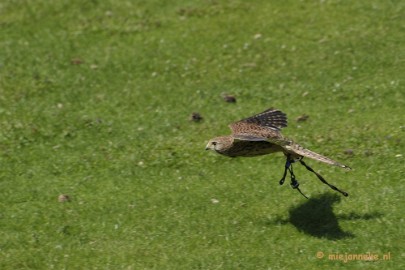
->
xmin=268 ymin=192 xmax=383 ymax=240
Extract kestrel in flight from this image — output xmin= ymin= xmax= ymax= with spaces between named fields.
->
xmin=205 ymin=108 xmax=350 ymax=198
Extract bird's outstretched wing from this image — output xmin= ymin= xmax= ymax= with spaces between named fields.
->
xmin=229 ymin=108 xmax=290 ymax=145
xmin=234 ymin=108 xmax=287 ymax=130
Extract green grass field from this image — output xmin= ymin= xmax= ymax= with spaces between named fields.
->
xmin=1 ymin=0 xmax=404 ymax=269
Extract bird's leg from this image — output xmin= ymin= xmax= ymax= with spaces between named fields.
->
xmin=279 ymin=156 xmax=292 ymax=185
xmin=279 ymin=155 xmax=308 ymax=199
xmin=299 ymin=159 xmax=349 ymax=197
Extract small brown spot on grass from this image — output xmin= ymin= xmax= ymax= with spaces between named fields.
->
xmin=343 ymin=149 xmax=354 ymax=156
xmin=71 ymin=58 xmax=84 ymax=65
xmin=296 ymin=114 xmax=309 ymax=122
xmin=364 ymin=149 xmax=373 ymax=156
xmin=58 ymin=194 xmax=71 ymax=203
xmin=221 ymin=93 xmax=237 ymax=103
xmin=190 ymin=112 xmax=203 ymax=122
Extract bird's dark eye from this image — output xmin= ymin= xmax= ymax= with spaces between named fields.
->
xmin=212 ymin=142 xmax=217 ymax=146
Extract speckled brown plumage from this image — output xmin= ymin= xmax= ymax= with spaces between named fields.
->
xmin=206 ymin=108 xmax=350 ymax=197
xmin=206 ymin=108 xmax=349 ymax=168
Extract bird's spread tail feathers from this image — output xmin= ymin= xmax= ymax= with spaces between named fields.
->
xmin=284 ymin=142 xmax=351 ymax=170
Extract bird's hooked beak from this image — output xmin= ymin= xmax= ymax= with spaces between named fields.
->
xmin=205 ymin=141 xmax=214 ymax=151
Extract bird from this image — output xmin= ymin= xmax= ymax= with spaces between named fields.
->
xmin=205 ymin=108 xmax=350 ymax=198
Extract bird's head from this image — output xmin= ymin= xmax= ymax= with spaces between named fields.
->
xmin=205 ymin=136 xmax=232 ymax=153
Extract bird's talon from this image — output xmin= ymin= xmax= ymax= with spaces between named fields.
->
xmin=290 ymin=180 xmax=299 ymax=189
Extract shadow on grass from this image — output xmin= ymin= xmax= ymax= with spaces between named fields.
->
xmin=269 ymin=192 xmax=383 ymax=240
